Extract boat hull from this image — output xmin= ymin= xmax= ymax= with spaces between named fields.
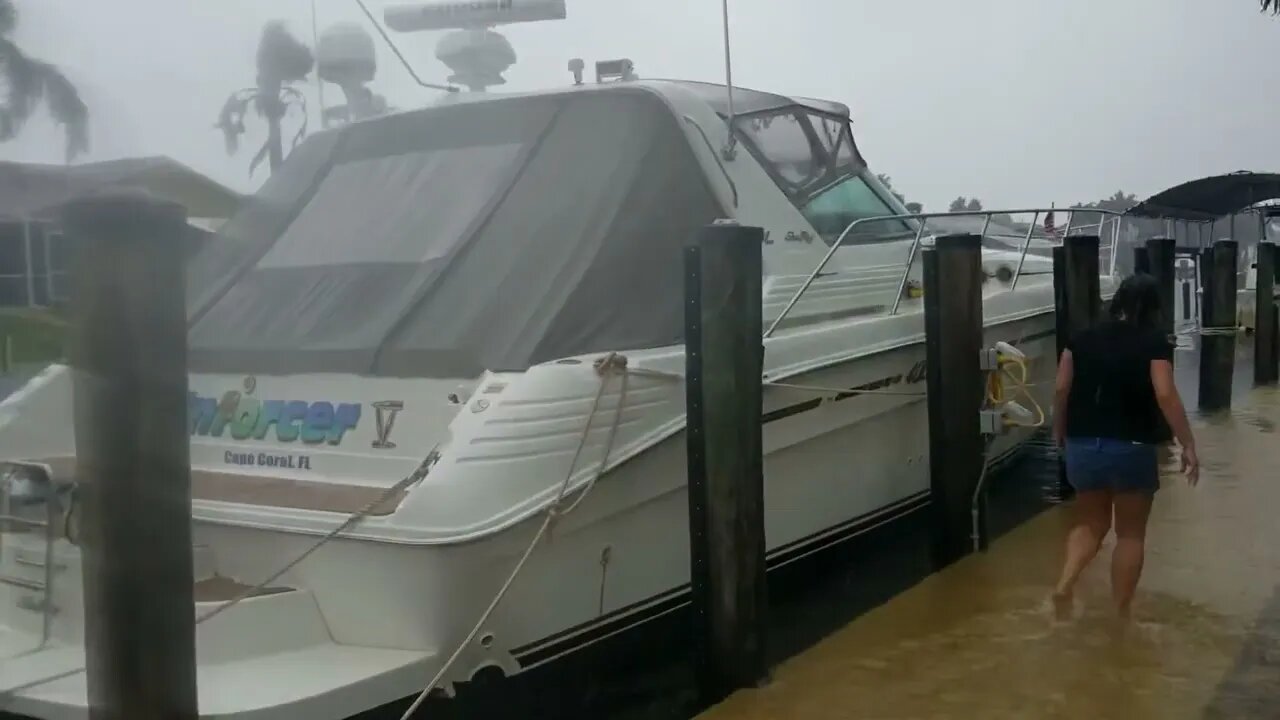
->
xmin=1 ymin=309 xmax=1059 ymax=720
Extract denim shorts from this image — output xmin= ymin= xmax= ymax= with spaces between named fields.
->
xmin=1064 ymin=437 xmax=1160 ymax=494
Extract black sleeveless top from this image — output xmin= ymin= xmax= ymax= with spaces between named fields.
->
xmin=1064 ymin=320 xmax=1174 ymax=444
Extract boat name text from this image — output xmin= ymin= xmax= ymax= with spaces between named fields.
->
xmin=189 ymin=377 xmax=361 ymax=445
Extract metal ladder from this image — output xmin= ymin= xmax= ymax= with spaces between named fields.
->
xmin=0 ymin=478 xmax=60 ymax=651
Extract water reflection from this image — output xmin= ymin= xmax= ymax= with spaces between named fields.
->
xmin=700 ymin=384 xmax=1280 ymax=720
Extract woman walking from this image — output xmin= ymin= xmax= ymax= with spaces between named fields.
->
xmin=1051 ymin=273 xmax=1199 ymax=619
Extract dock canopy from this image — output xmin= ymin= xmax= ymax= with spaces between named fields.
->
xmin=1126 ymin=171 xmax=1280 ymax=221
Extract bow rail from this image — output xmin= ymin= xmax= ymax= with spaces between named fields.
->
xmin=764 ymin=207 xmax=1126 ymax=338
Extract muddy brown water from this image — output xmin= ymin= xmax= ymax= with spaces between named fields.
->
xmin=698 ymin=356 xmax=1280 ymax=719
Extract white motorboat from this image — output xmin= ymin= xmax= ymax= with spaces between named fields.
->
xmin=0 ymin=45 xmax=1121 ymax=720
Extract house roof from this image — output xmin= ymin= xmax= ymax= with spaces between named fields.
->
xmin=1126 ymin=171 xmax=1280 ymax=221
xmin=0 ymin=156 xmax=243 ymax=221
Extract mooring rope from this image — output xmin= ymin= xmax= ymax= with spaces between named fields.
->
xmin=1 ymin=446 xmax=442 ymax=704
xmin=1179 ymin=325 xmax=1244 ymax=337
xmin=764 ymin=380 xmax=927 ymax=398
xmin=397 ymin=352 xmax=653 ymax=718
xmin=1 ymin=354 xmax=657 ymax=710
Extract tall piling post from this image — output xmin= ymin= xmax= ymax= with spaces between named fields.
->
xmin=684 ymin=222 xmax=767 ymax=704
xmin=1064 ymin=235 xmax=1102 ymax=331
xmin=924 ymin=234 xmax=985 ymax=567
xmin=1145 ymin=237 xmax=1178 ymax=442
xmin=62 ymin=192 xmax=198 ymax=720
xmin=1134 ymin=246 xmax=1150 ymax=275
xmin=1051 ymin=236 xmax=1102 ymax=501
xmin=1057 ymin=235 xmax=1103 ymax=365
xmin=1051 ymin=245 xmax=1070 ymax=502
xmin=1255 ymin=242 xmax=1278 ymax=385
xmin=1147 ymin=237 xmax=1177 ymax=339
xmin=1199 ymin=240 xmax=1239 ymax=411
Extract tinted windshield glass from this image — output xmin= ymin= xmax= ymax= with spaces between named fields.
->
xmin=802 ymin=172 xmax=911 ymax=241
xmin=735 ymin=109 xmax=910 ymax=242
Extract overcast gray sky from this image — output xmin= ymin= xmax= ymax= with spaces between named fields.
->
xmin=3 ymin=0 xmax=1280 ymax=211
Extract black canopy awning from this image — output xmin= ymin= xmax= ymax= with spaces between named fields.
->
xmin=1126 ymin=171 xmax=1280 ymax=221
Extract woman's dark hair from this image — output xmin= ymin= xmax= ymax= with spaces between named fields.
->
xmin=1109 ymin=272 xmax=1163 ymax=329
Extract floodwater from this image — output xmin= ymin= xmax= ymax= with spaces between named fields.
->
xmin=698 ymin=353 xmax=1280 ymax=719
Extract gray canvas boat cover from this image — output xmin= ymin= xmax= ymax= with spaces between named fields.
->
xmin=187 ymin=87 xmax=723 ymax=377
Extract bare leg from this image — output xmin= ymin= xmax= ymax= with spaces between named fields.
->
xmin=1111 ymin=492 xmax=1154 ymax=619
xmin=1053 ymin=490 xmax=1113 ymax=617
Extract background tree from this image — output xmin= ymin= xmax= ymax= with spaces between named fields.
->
xmin=217 ymin=21 xmax=314 ymax=176
xmin=965 ymin=198 xmax=983 ymax=212
xmin=0 ymin=0 xmax=89 ymax=160
xmin=949 ymin=196 xmax=968 ymax=212
xmin=876 ymin=174 xmax=908 ymax=205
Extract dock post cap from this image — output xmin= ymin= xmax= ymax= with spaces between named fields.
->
xmin=931 ymin=233 xmax=982 ymax=249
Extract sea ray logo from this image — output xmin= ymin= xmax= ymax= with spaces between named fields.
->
xmin=372 ymin=401 xmax=404 ymax=450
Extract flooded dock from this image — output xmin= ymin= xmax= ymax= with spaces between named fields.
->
xmin=698 ymin=358 xmax=1280 ymax=719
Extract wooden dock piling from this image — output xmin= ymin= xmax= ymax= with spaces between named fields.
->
xmin=1063 ymin=236 xmax=1102 ymax=332
xmin=1051 ymin=236 xmax=1102 ymax=501
xmin=923 ymin=234 xmax=985 ymax=567
xmin=1147 ymin=237 xmax=1177 ymax=339
xmin=1255 ymin=242 xmax=1278 ymax=385
xmin=683 ymin=221 xmax=767 ymax=704
xmin=1134 ymin=246 xmax=1151 ymax=275
xmin=63 ymin=191 xmax=198 ymax=719
xmin=1199 ymin=240 xmax=1239 ymax=411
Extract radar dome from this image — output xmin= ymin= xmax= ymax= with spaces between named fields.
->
xmin=435 ymin=28 xmax=516 ymax=91
xmin=317 ymin=22 xmax=377 ymax=86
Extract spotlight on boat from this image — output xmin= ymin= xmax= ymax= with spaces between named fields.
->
xmin=595 ymin=58 xmax=637 ymax=83
xmin=568 ymin=58 xmax=585 ymax=85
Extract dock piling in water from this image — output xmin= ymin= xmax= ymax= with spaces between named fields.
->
xmin=1199 ymin=240 xmax=1239 ymax=411
xmin=62 ymin=191 xmax=198 ymax=719
xmin=1063 ymin=235 xmax=1103 ymax=333
xmin=923 ymin=234 xmax=985 ymax=567
xmin=1051 ymin=236 xmax=1102 ymax=501
xmin=1134 ymin=246 xmax=1151 ymax=275
xmin=1147 ymin=237 xmax=1177 ymax=339
xmin=683 ymin=222 xmax=768 ymax=704
xmin=1255 ymin=242 xmax=1278 ymax=386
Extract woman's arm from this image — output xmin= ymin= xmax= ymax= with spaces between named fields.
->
xmin=1151 ymin=358 xmax=1199 ymax=485
xmin=1053 ymin=350 xmax=1073 ymax=447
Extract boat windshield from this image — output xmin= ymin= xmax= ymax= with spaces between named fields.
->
xmin=734 ymin=108 xmax=913 ymax=244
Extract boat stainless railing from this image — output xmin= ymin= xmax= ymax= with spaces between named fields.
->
xmin=763 ymin=207 xmax=1126 ymax=338
xmin=0 ymin=471 xmax=60 ymax=651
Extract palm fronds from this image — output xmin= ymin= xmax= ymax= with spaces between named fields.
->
xmin=0 ymin=1 xmax=88 ymax=160
xmin=217 ymin=21 xmax=313 ymax=176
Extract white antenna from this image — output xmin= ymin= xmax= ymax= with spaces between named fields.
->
xmin=720 ymin=0 xmax=737 ymax=160
xmin=312 ymin=0 xmax=329 ymax=128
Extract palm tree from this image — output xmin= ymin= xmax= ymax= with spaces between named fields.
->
xmin=1266 ymin=0 xmax=1279 ymax=13
xmin=0 ymin=0 xmax=89 ymax=161
xmin=216 ymin=21 xmax=314 ymax=176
